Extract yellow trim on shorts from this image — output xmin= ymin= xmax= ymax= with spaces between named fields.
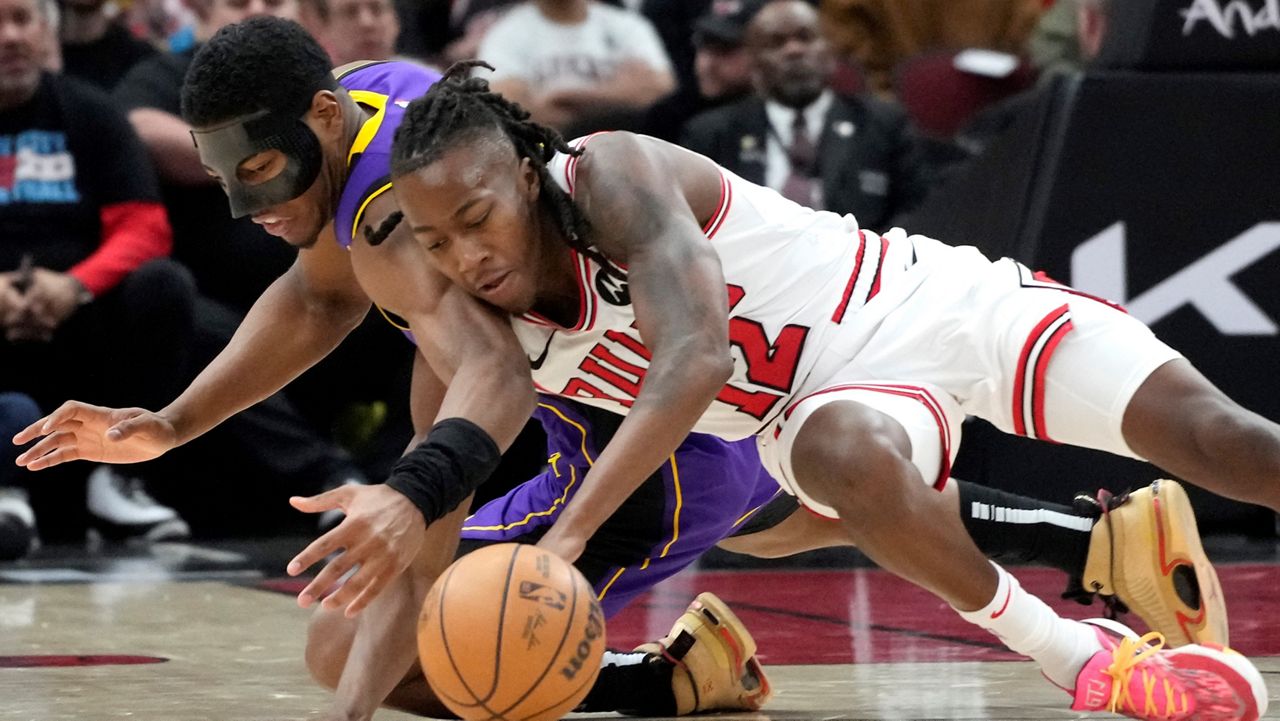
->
xmin=730 ymin=488 xmax=784 ymax=529
xmin=461 ymin=466 xmax=579 ymax=532
xmin=459 ymin=402 xmax=592 ymax=532
xmin=657 ymin=453 xmax=683 ymax=558
xmin=594 ymin=451 xmax=681 ymax=601
xmin=600 ymin=452 xmax=683 ymax=596
xmin=535 ymin=402 xmax=595 ymax=465
xmin=597 ymin=567 xmax=627 ymax=602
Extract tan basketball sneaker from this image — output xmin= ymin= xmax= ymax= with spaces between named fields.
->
xmin=635 ymin=592 xmax=772 ymax=714
xmin=1081 ymin=479 xmax=1228 ymax=647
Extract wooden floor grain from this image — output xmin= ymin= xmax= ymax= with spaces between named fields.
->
xmin=2 ymin=579 xmax=1276 ymax=720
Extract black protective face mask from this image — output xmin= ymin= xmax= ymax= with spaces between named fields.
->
xmin=191 ymin=108 xmax=324 ymax=218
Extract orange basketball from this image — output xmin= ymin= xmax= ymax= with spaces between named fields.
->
xmin=418 ymin=543 xmax=606 ymax=721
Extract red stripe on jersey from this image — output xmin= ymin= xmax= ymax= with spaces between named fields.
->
xmin=1031 ymin=317 xmax=1074 ymax=442
xmin=604 ymin=329 xmax=653 ymax=361
xmin=563 ymin=377 xmax=634 ymax=408
xmin=564 ymin=132 xmax=609 ymax=198
xmin=564 ymin=148 xmax=576 ymax=197
xmin=781 ymin=382 xmax=952 ymax=490
xmin=521 ymin=310 xmax=557 ymax=328
xmin=701 ymin=173 xmax=733 ymax=238
xmin=588 ymin=343 xmax=648 ymax=380
xmin=831 ymin=231 xmax=869 ymax=323
xmin=518 ymin=251 xmax=594 ymax=331
xmin=577 ymin=251 xmax=597 ymax=331
xmin=1012 ymin=304 xmax=1071 ymax=437
xmin=866 ymin=237 xmax=889 ymax=303
xmin=579 ymin=357 xmax=642 ymax=397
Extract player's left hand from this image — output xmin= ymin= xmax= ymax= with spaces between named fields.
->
xmin=287 ymin=484 xmax=426 ymax=618
xmin=535 ymin=523 xmax=587 ymax=565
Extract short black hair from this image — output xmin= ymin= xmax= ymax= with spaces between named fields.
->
xmin=369 ymin=61 xmax=610 ymax=275
xmin=181 ymin=17 xmax=336 ymax=127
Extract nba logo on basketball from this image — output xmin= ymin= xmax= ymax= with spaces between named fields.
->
xmin=519 ymin=581 xmax=568 ymax=610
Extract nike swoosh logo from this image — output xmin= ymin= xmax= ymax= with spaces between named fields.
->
xmin=529 ymin=331 xmax=556 ymax=370
xmin=990 ymin=584 xmax=1013 ymax=619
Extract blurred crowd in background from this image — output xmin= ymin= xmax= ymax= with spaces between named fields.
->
xmin=0 ymin=0 xmax=1259 ymax=560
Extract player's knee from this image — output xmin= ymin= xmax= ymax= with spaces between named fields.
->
xmin=304 ymin=610 xmax=351 ymax=690
xmin=789 ymin=402 xmax=913 ymax=517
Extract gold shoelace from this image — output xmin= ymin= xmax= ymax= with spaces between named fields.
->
xmin=1105 ymin=632 xmax=1191 ymax=718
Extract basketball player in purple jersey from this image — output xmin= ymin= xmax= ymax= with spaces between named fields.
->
xmin=13 ymin=19 xmax=1240 ymax=721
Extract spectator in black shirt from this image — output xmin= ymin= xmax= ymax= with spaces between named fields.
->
xmin=641 ymin=0 xmax=759 ymax=142
xmin=60 ymin=0 xmax=157 ymax=90
xmin=639 ymin=0 xmax=708 ymax=94
xmin=1 ymin=0 xmax=195 ymax=541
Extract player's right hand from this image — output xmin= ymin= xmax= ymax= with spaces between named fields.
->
xmin=12 ymin=401 xmax=179 ymax=469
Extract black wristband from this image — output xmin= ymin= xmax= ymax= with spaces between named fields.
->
xmin=385 ymin=418 xmax=501 ymax=526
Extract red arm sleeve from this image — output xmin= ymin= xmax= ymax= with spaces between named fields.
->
xmin=68 ymin=201 xmax=172 ymax=296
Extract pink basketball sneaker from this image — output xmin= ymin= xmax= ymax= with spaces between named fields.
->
xmin=1070 ymin=619 xmax=1267 ymax=721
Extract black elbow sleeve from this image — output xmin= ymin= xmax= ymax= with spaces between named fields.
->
xmin=385 ymin=418 xmax=502 ymax=526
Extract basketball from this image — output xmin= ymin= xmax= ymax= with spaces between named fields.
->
xmin=417 ymin=543 xmax=606 ymax=721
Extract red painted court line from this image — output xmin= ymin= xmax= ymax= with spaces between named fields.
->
xmin=0 ymin=655 xmax=168 ymax=668
xmin=606 ymin=564 xmax=1280 ymax=665
xmin=252 ymin=563 xmax=1280 ymax=666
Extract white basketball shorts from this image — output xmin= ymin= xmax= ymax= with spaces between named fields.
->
xmin=757 ymin=235 xmax=1182 ymax=519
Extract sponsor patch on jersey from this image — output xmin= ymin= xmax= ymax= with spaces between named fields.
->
xmin=595 ymin=269 xmax=630 ymax=306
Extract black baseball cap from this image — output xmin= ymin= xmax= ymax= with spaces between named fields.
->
xmin=693 ymin=0 xmax=769 ymax=47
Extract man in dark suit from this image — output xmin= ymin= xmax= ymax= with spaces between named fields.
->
xmin=681 ymin=0 xmax=930 ymax=231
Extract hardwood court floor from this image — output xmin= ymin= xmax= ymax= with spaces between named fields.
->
xmin=2 ymin=541 xmax=1279 ymax=720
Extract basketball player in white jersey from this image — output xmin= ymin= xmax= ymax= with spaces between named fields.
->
xmin=331 ymin=65 xmax=1277 ymax=719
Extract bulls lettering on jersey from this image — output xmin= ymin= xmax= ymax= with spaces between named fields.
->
xmin=510 ymin=135 xmax=917 ymax=440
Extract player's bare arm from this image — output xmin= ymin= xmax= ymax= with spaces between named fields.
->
xmin=537 ymin=132 xmax=732 ymax=560
xmin=544 ymin=61 xmax=676 ymax=114
xmin=167 ymin=225 xmax=371 ymax=441
xmin=13 ymin=224 xmax=371 ymax=469
xmin=127 ymin=108 xmax=213 ymax=186
xmin=316 ymin=353 xmax=467 ymax=721
xmin=287 ymin=195 xmax=536 ymax=617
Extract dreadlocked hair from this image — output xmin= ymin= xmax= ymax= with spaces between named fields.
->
xmin=372 ymin=61 xmax=617 ymax=275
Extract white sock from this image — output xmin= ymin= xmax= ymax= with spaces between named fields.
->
xmin=955 ymin=562 xmax=1102 ymax=688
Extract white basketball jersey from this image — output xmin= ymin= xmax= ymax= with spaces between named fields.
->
xmin=511 ymin=135 xmax=918 ymax=440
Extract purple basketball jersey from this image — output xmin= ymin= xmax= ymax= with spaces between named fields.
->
xmin=334 ymin=61 xmax=441 ymax=250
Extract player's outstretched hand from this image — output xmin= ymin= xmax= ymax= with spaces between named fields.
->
xmin=13 ymin=401 xmax=179 ymax=469
xmin=288 ymin=484 xmax=426 ymax=618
